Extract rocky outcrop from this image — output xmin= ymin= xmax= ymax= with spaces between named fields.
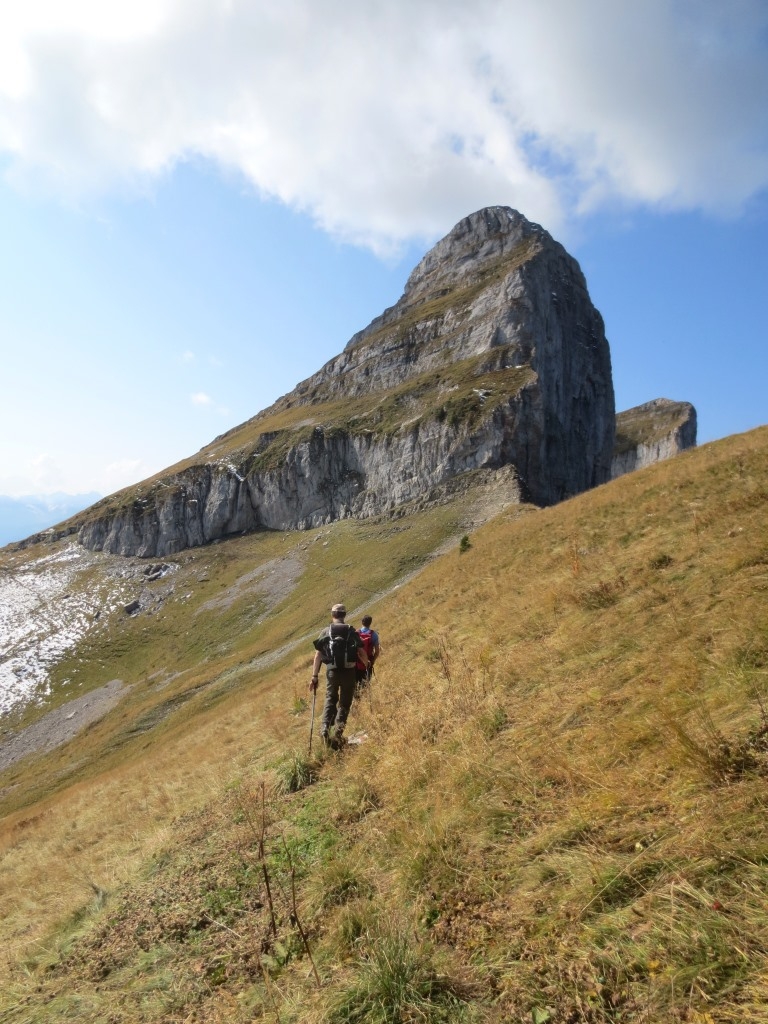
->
xmin=77 ymin=419 xmax=529 ymax=556
xmin=77 ymin=206 xmax=616 ymax=558
xmin=611 ymin=399 xmax=697 ymax=479
xmin=270 ymin=206 xmax=615 ymax=504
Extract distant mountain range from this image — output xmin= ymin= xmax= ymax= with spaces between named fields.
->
xmin=0 ymin=493 xmax=101 ymax=547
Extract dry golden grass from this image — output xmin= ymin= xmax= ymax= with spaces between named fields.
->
xmin=0 ymin=670 xmax=284 ymax=967
xmin=1 ymin=427 xmax=767 ymax=1022
xmin=0 ymin=488 xmax=474 ymax=972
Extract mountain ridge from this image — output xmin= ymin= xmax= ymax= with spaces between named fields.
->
xmin=38 ymin=207 xmax=618 ymax=558
xmin=4 ymin=208 xmax=696 ymax=565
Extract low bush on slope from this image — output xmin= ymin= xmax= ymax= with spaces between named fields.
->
xmin=2 ymin=427 xmax=768 ymax=1023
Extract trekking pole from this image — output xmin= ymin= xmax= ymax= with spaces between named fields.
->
xmin=308 ymin=686 xmax=317 ymax=756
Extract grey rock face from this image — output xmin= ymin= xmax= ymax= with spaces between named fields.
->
xmin=78 ymin=421 xmax=526 ymax=556
xmin=275 ymin=208 xmax=614 ymax=501
xmin=611 ymin=399 xmax=697 ymax=479
xmin=77 ymin=206 xmax=616 ymax=558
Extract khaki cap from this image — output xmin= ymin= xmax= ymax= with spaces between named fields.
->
xmin=331 ymin=603 xmax=346 ymax=615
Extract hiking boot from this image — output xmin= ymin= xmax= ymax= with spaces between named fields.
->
xmin=329 ymin=729 xmax=345 ymax=750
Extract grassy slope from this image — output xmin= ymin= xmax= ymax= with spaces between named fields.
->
xmin=2 ymin=427 xmax=768 ymax=1023
xmin=0 ymin=489 xmax=483 ymax=958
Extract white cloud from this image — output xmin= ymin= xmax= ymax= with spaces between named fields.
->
xmin=100 ymin=457 xmax=153 ymax=494
xmin=0 ymin=453 xmax=153 ymax=497
xmin=191 ymin=391 xmax=229 ymax=417
xmin=28 ymin=452 xmax=65 ymax=491
xmin=0 ymin=0 xmax=766 ymax=250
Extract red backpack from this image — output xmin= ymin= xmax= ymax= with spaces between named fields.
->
xmin=357 ymin=628 xmax=374 ymax=668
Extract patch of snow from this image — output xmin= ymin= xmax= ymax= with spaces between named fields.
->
xmin=0 ymin=544 xmax=138 ymax=717
xmin=225 ymin=463 xmax=246 ymax=483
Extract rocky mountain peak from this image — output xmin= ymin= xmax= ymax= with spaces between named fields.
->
xmin=278 ymin=205 xmax=600 ymax=412
xmin=36 ymin=207 xmax=620 ymax=558
xmin=402 ymin=206 xmax=544 ymax=300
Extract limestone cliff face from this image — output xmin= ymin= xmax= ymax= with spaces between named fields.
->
xmin=77 ymin=207 xmax=616 ymax=558
xmin=274 ymin=206 xmax=615 ymax=502
xmin=77 ymin=423 xmax=525 ymax=557
xmin=611 ymin=399 xmax=697 ymax=479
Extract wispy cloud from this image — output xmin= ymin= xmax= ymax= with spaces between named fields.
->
xmin=0 ymin=453 xmax=152 ymax=497
xmin=101 ymin=457 xmax=152 ymax=494
xmin=28 ymin=452 xmax=65 ymax=491
xmin=181 ymin=351 xmax=223 ymax=368
xmin=191 ymin=392 xmax=230 ymax=418
xmin=0 ymin=1 xmax=766 ymax=250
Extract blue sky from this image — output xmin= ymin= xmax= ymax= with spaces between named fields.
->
xmin=0 ymin=0 xmax=766 ymax=500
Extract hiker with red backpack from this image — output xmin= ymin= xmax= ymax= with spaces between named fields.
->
xmin=310 ymin=603 xmax=369 ymax=749
xmin=355 ymin=614 xmax=380 ymax=692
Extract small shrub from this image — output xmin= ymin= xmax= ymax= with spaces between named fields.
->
xmin=479 ymin=704 xmax=508 ymax=739
xmin=576 ymin=576 xmax=627 ymax=609
xmin=735 ymin=637 xmax=768 ymax=670
xmin=336 ymin=780 xmax=382 ymax=823
xmin=274 ymin=751 xmax=315 ymax=794
xmin=585 ymin=860 xmax=664 ymax=914
xmin=459 ymin=534 xmax=471 ymax=554
xmin=291 ymin=694 xmax=308 ymax=715
xmin=668 ymin=711 xmax=768 ymax=784
xmin=334 ymin=898 xmax=380 ymax=955
xmin=327 ymin=923 xmax=472 ymax=1023
xmin=315 ymin=859 xmax=373 ymax=910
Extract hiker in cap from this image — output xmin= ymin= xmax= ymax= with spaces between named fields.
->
xmin=355 ymin=614 xmax=380 ymax=692
xmin=311 ymin=603 xmax=369 ymax=749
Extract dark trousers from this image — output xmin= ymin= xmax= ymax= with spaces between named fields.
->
xmin=321 ymin=667 xmax=356 ymax=735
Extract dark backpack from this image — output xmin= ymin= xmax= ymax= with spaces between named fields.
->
xmin=315 ymin=624 xmax=358 ymax=669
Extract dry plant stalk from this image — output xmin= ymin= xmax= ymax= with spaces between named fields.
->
xmin=233 ymin=781 xmax=278 ymax=935
xmin=280 ymin=836 xmax=321 ymax=989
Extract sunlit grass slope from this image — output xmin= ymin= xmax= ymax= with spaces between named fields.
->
xmin=0 ymin=482 xmax=493 ymax=965
xmin=3 ymin=426 xmax=768 ymax=1023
